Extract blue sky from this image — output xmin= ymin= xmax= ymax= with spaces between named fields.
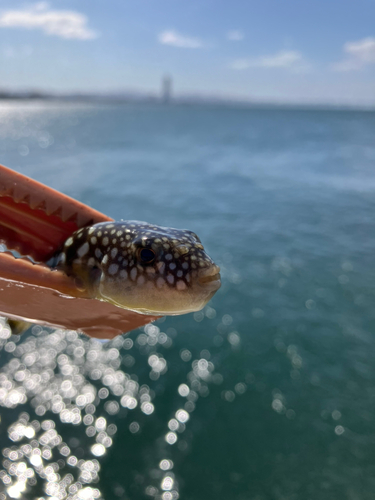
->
xmin=0 ymin=0 xmax=374 ymax=105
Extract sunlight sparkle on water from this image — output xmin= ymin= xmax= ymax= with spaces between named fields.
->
xmin=0 ymin=312 xmax=230 ymax=499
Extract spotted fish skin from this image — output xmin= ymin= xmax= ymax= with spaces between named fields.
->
xmin=57 ymin=221 xmax=221 ymax=315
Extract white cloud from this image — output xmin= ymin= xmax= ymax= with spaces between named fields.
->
xmin=227 ymin=30 xmax=244 ymax=42
xmin=256 ymin=50 xmax=303 ymax=68
xmin=231 ymin=50 xmax=307 ymax=71
xmin=333 ymin=37 xmax=375 ymax=71
xmin=0 ymin=2 xmax=98 ymax=40
xmin=346 ymin=37 xmax=375 ymax=62
xmin=158 ymin=30 xmax=203 ymax=49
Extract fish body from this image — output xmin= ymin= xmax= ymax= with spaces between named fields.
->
xmin=57 ymin=221 xmax=221 ymax=316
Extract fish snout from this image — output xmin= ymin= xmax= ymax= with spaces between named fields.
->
xmin=197 ymin=265 xmax=221 ymax=290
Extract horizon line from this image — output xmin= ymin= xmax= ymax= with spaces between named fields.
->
xmin=0 ymin=88 xmax=374 ymax=111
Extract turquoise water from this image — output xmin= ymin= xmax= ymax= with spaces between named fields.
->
xmin=0 ymin=102 xmax=375 ymax=499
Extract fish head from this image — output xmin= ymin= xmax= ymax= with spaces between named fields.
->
xmin=59 ymin=221 xmax=221 ymax=316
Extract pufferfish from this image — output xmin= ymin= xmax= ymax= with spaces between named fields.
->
xmin=55 ymin=221 xmax=221 ymax=316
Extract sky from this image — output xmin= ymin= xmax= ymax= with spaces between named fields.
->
xmin=0 ymin=0 xmax=374 ymax=106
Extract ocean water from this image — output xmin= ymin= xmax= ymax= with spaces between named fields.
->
xmin=0 ymin=102 xmax=375 ymax=499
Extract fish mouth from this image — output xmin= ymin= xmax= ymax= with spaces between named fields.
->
xmin=198 ymin=266 xmax=221 ymax=289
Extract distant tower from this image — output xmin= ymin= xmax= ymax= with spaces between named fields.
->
xmin=161 ymin=75 xmax=172 ymax=104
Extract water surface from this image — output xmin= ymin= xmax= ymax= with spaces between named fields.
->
xmin=0 ymin=102 xmax=375 ymax=499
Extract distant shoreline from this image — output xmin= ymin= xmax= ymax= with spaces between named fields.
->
xmin=0 ymin=92 xmax=374 ymax=112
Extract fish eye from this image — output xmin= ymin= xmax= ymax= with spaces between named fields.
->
xmin=137 ymin=247 xmax=156 ymax=264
